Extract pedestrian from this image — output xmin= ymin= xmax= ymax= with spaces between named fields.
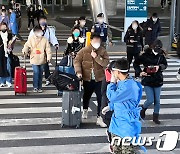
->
xmin=144 ymin=13 xmax=161 ymax=46
xmin=27 ymin=6 xmax=35 ymax=30
xmin=102 ymin=58 xmax=143 ymax=154
xmin=101 ymin=61 xmax=116 ymax=153
xmin=35 ymin=5 xmax=44 ymax=22
xmin=0 ymin=22 xmax=14 ymax=88
xmin=28 ymin=16 xmax=59 ymax=86
xmin=9 ymin=0 xmax=16 ymax=9
xmin=161 ymin=0 xmax=166 ymax=9
xmin=64 ymin=26 xmax=85 ymax=56
xmin=0 ymin=9 xmax=9 ymax=25
xmin=133 ymin=39 xmax=168 ymax=124
xmin=91 ymin=13 xmax=112 ymax=48
xmin=74 ymin=33 xmax=109 ymax=127
xmin=22 ymin=25 xmax=52 ymax=93
xmin=15 ymin=3 xmax=22 ymax=31
xmin=124 ymin=20 xmax=144 ymax=69
xmin=9 ymin=8 xmax=18 ymax=36
xmin=75 ymin=16 xmax=89 ymax=41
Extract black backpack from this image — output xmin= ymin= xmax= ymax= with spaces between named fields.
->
xmin=49 ymin=70 xmax=79 ymax=91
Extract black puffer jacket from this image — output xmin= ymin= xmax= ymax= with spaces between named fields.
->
xmin=133 ymin=48 xmax=168 ymax=87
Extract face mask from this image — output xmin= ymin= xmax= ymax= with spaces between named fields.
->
xmin=132 ymin=24 xmax=138 ymax=30
xmin=91 ymin=42 xmax=101 ymax=49
xmin=40 ymin=22 xmax=47 ymax=26
xmin=152 ymin=18 xmax=157 ymax=22
xmin=80 ymin=21 xmax=86 ymax=27
xmin=1 ymin=29 xmax=7 ymax=33
xmin=73 ymin=32 xmax=80 ymax=37
xmin=98 ymin=19 xmax=104 ymax=24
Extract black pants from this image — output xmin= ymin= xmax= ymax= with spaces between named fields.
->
xmin=28 ymin=18 xmax=35 ymax=28
xmin=44 ymin=62 xmax=51 ymax=80
xmin=83 ymin=80 xmax=102 ymax=116
xmin=127 ymin=51 xmax=140 ymax=66
xmin=161 ymin=0 xmax=166 ymax=7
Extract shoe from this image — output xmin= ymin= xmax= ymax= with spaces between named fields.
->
xmin=33 ymin=88 xmax=38 ymax=93
xmin=0 ymin=83 xmax=5 ymax=87
xmin=6 ymin=82 xmax=12 ymax=88
xmin=82 ymin=109 xmax=88 ymax=119
xmin=140 ymin=106 xmax=147 ymax=119
xmin=177 ymin=72 xmax=180 ymax=80
xmin=27 ymin=28 xmax=30 ymax=30
xmin=45 ymin=80 xmax=51 ymax=86
xmin=96 ymin=116 xmax=107 ymax=128
xmin=38 ymin=89 xmax=43 ymax=93
xmin=153 ymin=113 xmax=161 ymax=124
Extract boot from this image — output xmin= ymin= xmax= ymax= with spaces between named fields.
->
xmin=140 ymin=106 xmax=147 ymax=119
xmin=153 ymin=113 xmax=161 ymax=124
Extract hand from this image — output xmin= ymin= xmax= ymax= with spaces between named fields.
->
xmin=111 ymin=73 xmax=117 ymax=83
xmin=130 ymin=40 xmax=135 ymax=43
xmin=55 ymin=44 xmax=59 ymax=50
xmin=102 ymin=106 xmax=110 ymax=115
xmin=154 ymin=66 xmax=159 ymax=72
xmin=77 ymin=73 xmax=82 ymax=79
xmin=148 ymin=27 xmax=152 ymax=31
xmin=109 ymin=42 xmax=113 ymax=46
xmin=91 ymin=50 xmax=97 ymax=58
xmin=140 ymin=72 xmax=148 ymax=77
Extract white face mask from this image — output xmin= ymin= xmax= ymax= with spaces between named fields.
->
xmin=152 ymin=18 xmax=157 ymax=22
xmin=98 ymin=19 xmax=104 ymax=24
xmin=132 ymin=24 xmax=138 ymax=30
xmin=91 ymin=42 xmax=101 ymax=49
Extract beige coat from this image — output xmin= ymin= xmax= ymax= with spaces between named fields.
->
xmin=74 ymin=45 xmax=109 ymax=82
xmin=22 ymin=35 xmax=52 ymax=65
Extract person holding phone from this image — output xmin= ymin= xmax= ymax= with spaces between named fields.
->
xmin=124 ymin=20 xmax=144 ymax=68
xmin=133 ymin=39 xmax=168 ymax=124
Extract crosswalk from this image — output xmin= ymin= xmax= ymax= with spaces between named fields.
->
xmin=0 ymin=54 xmax=180 ymax=154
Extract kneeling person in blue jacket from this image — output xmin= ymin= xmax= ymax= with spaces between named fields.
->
xmin=102 ymin=58 xmax=143 ymax=154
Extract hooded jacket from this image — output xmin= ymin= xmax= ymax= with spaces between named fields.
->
xmin=107 ymin=77 xmax=142 ymax=139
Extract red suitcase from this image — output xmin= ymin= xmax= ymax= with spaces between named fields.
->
xmin=14 ymin=56 xmax=27 ymax=95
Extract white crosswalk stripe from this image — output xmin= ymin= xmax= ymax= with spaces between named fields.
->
xmin=0 ymin=54 xmax=180 ymax=154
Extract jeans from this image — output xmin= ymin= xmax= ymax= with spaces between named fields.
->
xmin=0 ymin=57 xmax=12 ymax=84
xmin=44 ymin=62 xmax=51 ymax=80
xmin=143 ymin=86 xmax=162 ymax=114
xmin=83 ymin=80 xmax=102 ymax=116
xmin=32 ymin=64 xmax=44 ymax=89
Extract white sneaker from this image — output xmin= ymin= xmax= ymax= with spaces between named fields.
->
xmin=82 ymin=109 xmax=88 ymax=119
xmin=0 ymin=84 xmax=5 ymax=87
xmin=38 ymin=89 xmax=43 ymax=93
xmin=177 ymin=73 xmax=180 ymax=80
xmin=33 ymin=88 xmax=38 ymax=93
xmin=6 ymin=82 xmax=12 ymax=88
xmin=45 ymin=80 xmax=51 ymax=86
xmin=96 ymin=116 xmax=107 ymax=128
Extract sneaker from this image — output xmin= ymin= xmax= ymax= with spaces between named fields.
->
xmin=177 ymin=72 xmax=180 ymax=80
xmin=6 ymin=82 xmax=12 ymax=88
xmin=0 ymin=83 xmax=5 ymax=87
xmin=38 ymin=89 xmax=43 ymax=93
xmin=96 ymin=116 xmax=107 ymax=128
xmin=82 ymin=109 xmax=88 ymax=119
xmin=27 ymin=28 xmax=30 ymax=30
xmin=45 ymin=80 xmax=51 ymax=86
xmin=33 ymin=88 xmax=38 ymax=93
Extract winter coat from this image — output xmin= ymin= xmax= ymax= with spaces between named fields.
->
xmin=35 ymin=9 xmax=44 ymax=20
xmin=0 ymin=15 xmax=9 ymax=26
xmin=9 ymin=12 xmax=18 ymax=35
xmin=22 ymin=35 xmax=52 ymax=65
xmin=124 ymin=27 xmax=144 ymax=54
xmin=133 ymin=48 xmax=168 ymax=87
xmin=144 ymin=18 xmax=161 ymax=46
xmin=107 ymin=77 xmax=142 ymax=138
xmin=0 ymin=33 xmax=12 ymax=77
xmin=64 ymin=36 xmax=84 ymax=56
xmin=27 ymin=10 xmax=36 ymax=19
xmin=74 ymin=45 xmax=109 ymax=82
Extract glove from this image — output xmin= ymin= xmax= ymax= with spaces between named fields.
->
xmin=102 ymin=106 xmax=110 ymax=115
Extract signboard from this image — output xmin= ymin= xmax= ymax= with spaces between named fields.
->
xmin=122 ymin=0 xmax=148 ymax=41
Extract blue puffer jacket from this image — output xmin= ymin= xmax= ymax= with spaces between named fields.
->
xmin=107 ymin=77 xmax=142 ymax=139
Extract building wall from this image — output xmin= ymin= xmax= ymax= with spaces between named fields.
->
xmin=72 ymin=0 xmax=82 ymax=6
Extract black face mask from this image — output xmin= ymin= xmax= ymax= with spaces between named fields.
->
xmin=1 ymin=29 xmax=7 ymax=33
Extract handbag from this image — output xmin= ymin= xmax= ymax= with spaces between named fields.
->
xmin=146 ymin=56 xmax=161 ymax=74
